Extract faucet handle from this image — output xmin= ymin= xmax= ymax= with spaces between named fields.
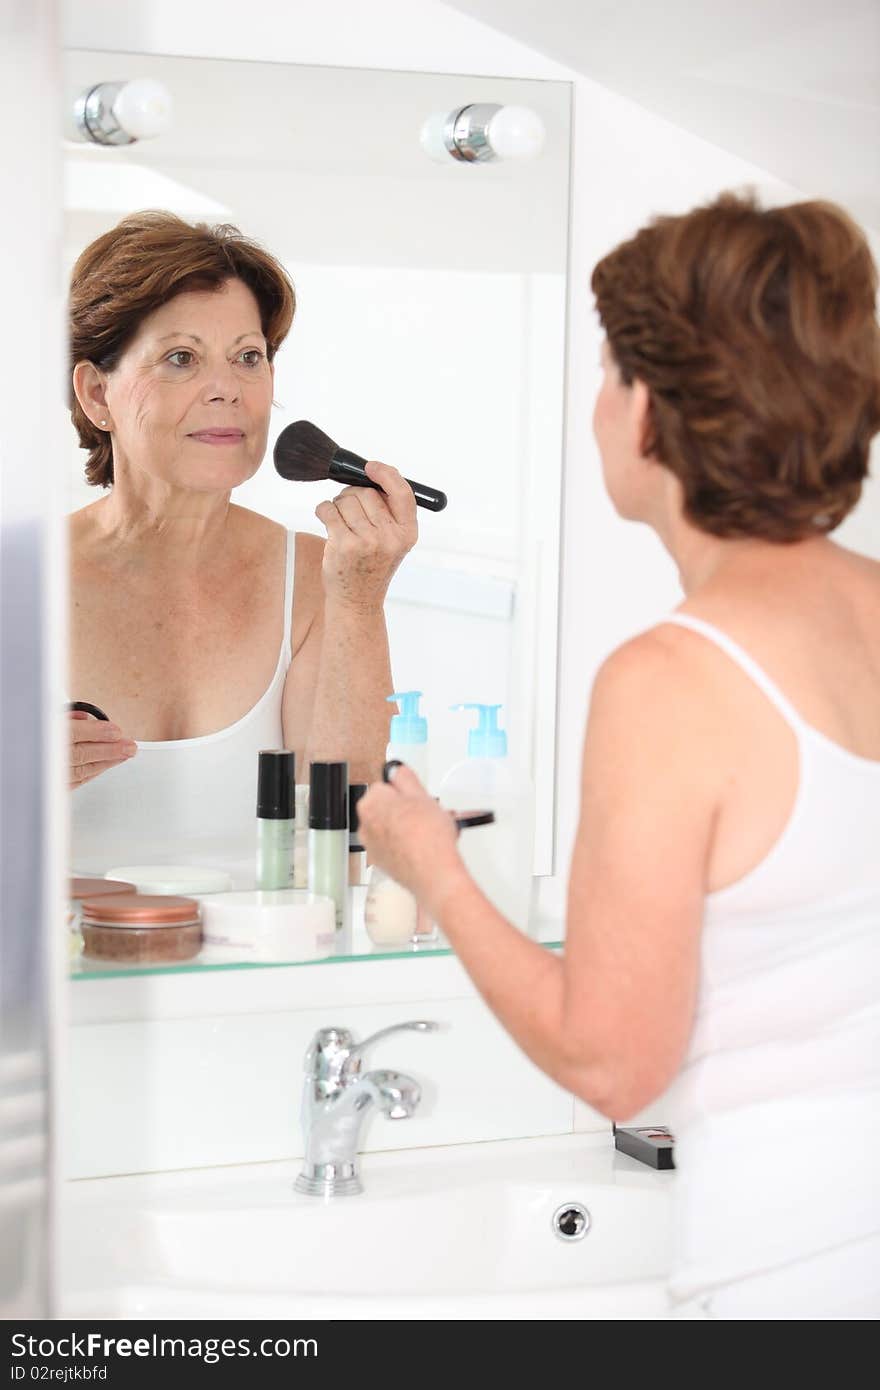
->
xmin=302 ymin=1026 xmax=357 ymax=1095
xmin=342 ymin=1020 xmax=438 ymax=1082
xmin=302 ymin=1021 xmax=438 ymax=1094
xmin=351 ymin=1020 xmax=438 ymax=1060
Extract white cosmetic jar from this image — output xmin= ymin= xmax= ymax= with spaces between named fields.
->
xmin=105 ymin=864 xmax=234 ymax=896
xmin=197 ymin=889 xmax=336 ymax=963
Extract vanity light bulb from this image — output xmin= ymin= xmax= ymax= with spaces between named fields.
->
xmin=111 ymin=79 xmax=173 ymax=140
xmin=419 ymin=110 xmax=453 ymax=163
xmin=486 ymin=105 xmax=545 ymax=161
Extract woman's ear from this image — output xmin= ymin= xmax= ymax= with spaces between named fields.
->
xmin=630 ymin=378 xmax=657 ymax=459
xmin=72 ymin=361 xmax=109 ymax=427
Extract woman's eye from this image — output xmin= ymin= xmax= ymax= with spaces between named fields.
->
xmin=237 ymin=349 xmax=264 ymax=368
xmin=166 ymin=350 xmax=195 ymax=368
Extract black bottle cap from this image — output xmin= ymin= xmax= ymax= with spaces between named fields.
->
xmin=309 ymin=761 xmax=349 ymax=830
xmin=256 ymin=749 xmax=295 ymax=820
xmin=348 ymin=783 xmax=368 ymax=851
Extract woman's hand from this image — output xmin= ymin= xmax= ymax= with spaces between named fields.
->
xmin=357 ymin=763 xmax=469 ymax=917
xmin=69 ymin=710 xmax=137 ymax=790
xmin=315 ymin=460 xmax=418 ymax=612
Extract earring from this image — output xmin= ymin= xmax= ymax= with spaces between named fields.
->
xmin=100 ymin=419 xmax=108 ymax=428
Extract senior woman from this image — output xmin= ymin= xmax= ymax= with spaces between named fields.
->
xmin=358 ymin=193 xmax=880 ymax=1320
xmin=68 ymin=212 xmax=416 ymax=875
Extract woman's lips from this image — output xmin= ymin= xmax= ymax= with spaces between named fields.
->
xmin=188 ymin=429 xmax=245 ymax=445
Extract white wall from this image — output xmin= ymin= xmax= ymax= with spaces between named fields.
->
xmin=63 ymin=0 xmax=880 ymax=923
xmin=1 ymin=0 xmax=66 ymax=1319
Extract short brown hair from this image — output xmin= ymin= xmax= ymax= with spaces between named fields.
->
xmin=591 ymin=192 xmax=880 ymax=541
xmin=69 ymin=211 xmax=296 ymax=487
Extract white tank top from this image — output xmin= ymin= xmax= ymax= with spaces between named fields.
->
xmin=657 ymin=614 xmax=880 ymax=1302
xmin=71 ymin=531 xmax=296 ymax=886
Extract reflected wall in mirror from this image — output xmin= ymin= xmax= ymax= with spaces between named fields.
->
xmin=63 ymin=50 xmax=572 ymax=970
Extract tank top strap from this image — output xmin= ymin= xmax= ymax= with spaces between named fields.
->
xmin=282 ymin=530 xmax=296 ymax=658
xmin=659 ymin=613 xmax=807 ymax=735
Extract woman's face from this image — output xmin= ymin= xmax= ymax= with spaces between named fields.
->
xmin=97 ymin=277 xmax=273 ymax=493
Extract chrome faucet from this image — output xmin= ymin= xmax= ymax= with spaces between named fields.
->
xmin=294 ymin=1020 xmax=438 ymax=1197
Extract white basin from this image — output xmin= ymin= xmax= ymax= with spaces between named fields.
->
xmin=61 ymin=1132 xmax=675 ymax=1319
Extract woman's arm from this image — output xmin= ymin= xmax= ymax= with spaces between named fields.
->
xmin=357 ymin=629 xmax=719 ymax=1120
xmin=282 ymin=461 xmax=417 ymax=785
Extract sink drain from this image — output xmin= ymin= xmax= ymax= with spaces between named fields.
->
xmin=552 ymin=1202 xmax=591 ymax=1242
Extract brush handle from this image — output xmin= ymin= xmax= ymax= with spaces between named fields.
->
xmin=330 ymin=449 xmax=447 ymax=512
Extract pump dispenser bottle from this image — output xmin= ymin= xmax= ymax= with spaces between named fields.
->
xmin=308 ymin=761 xmax=349 ymax=930
xmin=437 ymin=704 xmax=534 ymax=932
xmin=385 ymin=690 xmax=429 ymax=786
xmin=348 ymin=782 xmax=368 ymax=886
xmin=255 ymin=749 xmax=295 ymax=890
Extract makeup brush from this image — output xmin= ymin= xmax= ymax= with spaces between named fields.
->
xmin=273 ymin=420 xmax=447 ymax=512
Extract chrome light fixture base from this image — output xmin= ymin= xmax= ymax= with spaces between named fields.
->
xmin=74 ymin=82 xmax=133 ymax=146
xmin=442 ymin=103 xmax=503 ymax=163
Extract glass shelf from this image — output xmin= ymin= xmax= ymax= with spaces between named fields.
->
xmin=70 ymin=911 xmax=564 ymax=982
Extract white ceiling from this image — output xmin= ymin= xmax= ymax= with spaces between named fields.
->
xmin=445 ymin=0 xmax=880 ymax=230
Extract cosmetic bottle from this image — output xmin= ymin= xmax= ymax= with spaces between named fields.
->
xmin=385 ymin=690 xmax=430 ymax=787
xmin=308 ymin=761 xmax=349 ymax=930
xmin=256 ymin=749 xmax=295 ymax=890
xmin=292 ymin=784 xmax=310 ymax=889
xmin=437 ymin=704 xmax=534 ymax=933
xmin=364 ymin=864 xmax=419 ymax=946
xmin=348 ymin=783 xmax=368 ymax=886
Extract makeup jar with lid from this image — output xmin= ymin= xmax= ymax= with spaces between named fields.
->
xmin=69 ymin=876 xmax=137 ymax=959
xmin=103 ymin=865 xmax=233 ymax=896
xmin=80 ymin=893 xmax=202 ymax=964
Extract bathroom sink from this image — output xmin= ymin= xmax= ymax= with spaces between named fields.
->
xmin=61 ymin=1132 xmax=675 ymax=1319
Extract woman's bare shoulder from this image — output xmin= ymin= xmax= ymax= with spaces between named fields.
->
xmin=68 ymin=498 xmax=110 ymax=563
xmin=227 ymin=503 xmax=287 ymax=545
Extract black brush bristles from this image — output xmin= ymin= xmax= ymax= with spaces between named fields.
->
xmin=273 ymin=420 xmax=339 ymax=482
xmin=273 ymin=419 xmax=448 ymax=512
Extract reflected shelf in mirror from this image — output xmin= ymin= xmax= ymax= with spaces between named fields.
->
xmin=69 ymin=908 xmax=563 ymax=982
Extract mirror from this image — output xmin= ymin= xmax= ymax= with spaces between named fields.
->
xmin=63 ymin=49 xmax=571 ymax=972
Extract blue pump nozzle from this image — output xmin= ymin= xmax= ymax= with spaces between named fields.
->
xmin=386 ymin=690 xmax=428 ymax=745
xmin=450 ymin=703 xmax=507 ymax=758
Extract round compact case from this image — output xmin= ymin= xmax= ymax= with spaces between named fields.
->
xmin=104 ymin=864 xmax=234 ymax=895
xmin=80 ymin=893 xmax=203 ymax=964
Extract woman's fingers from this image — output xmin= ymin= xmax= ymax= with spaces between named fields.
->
xmin=363 ymin=460 xmax=417 ymax=529
xmin=332 ymin=489 xmax=377 ymax=534
xmin=323 ymin=464 xmax=417 ymax=535
xmin=332 ymin=483 xmax=395 ymax=532
xmin=384 ymin=761 xmax=428 ymax=798
xmin=315 ymin=498 xmax=351 ymax=539
xmin=69 ymin=715 xmax=137 ymax=788
xmin=315 ymin=461 xmax=418 ymax=608
xmin=356 ymin=775 xmax=463 ymax=908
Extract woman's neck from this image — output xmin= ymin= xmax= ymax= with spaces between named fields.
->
xmin=92 ymin=472 xmax=233 ymax=559
xmin=652 ymin=471 xmax=832 ymax=598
